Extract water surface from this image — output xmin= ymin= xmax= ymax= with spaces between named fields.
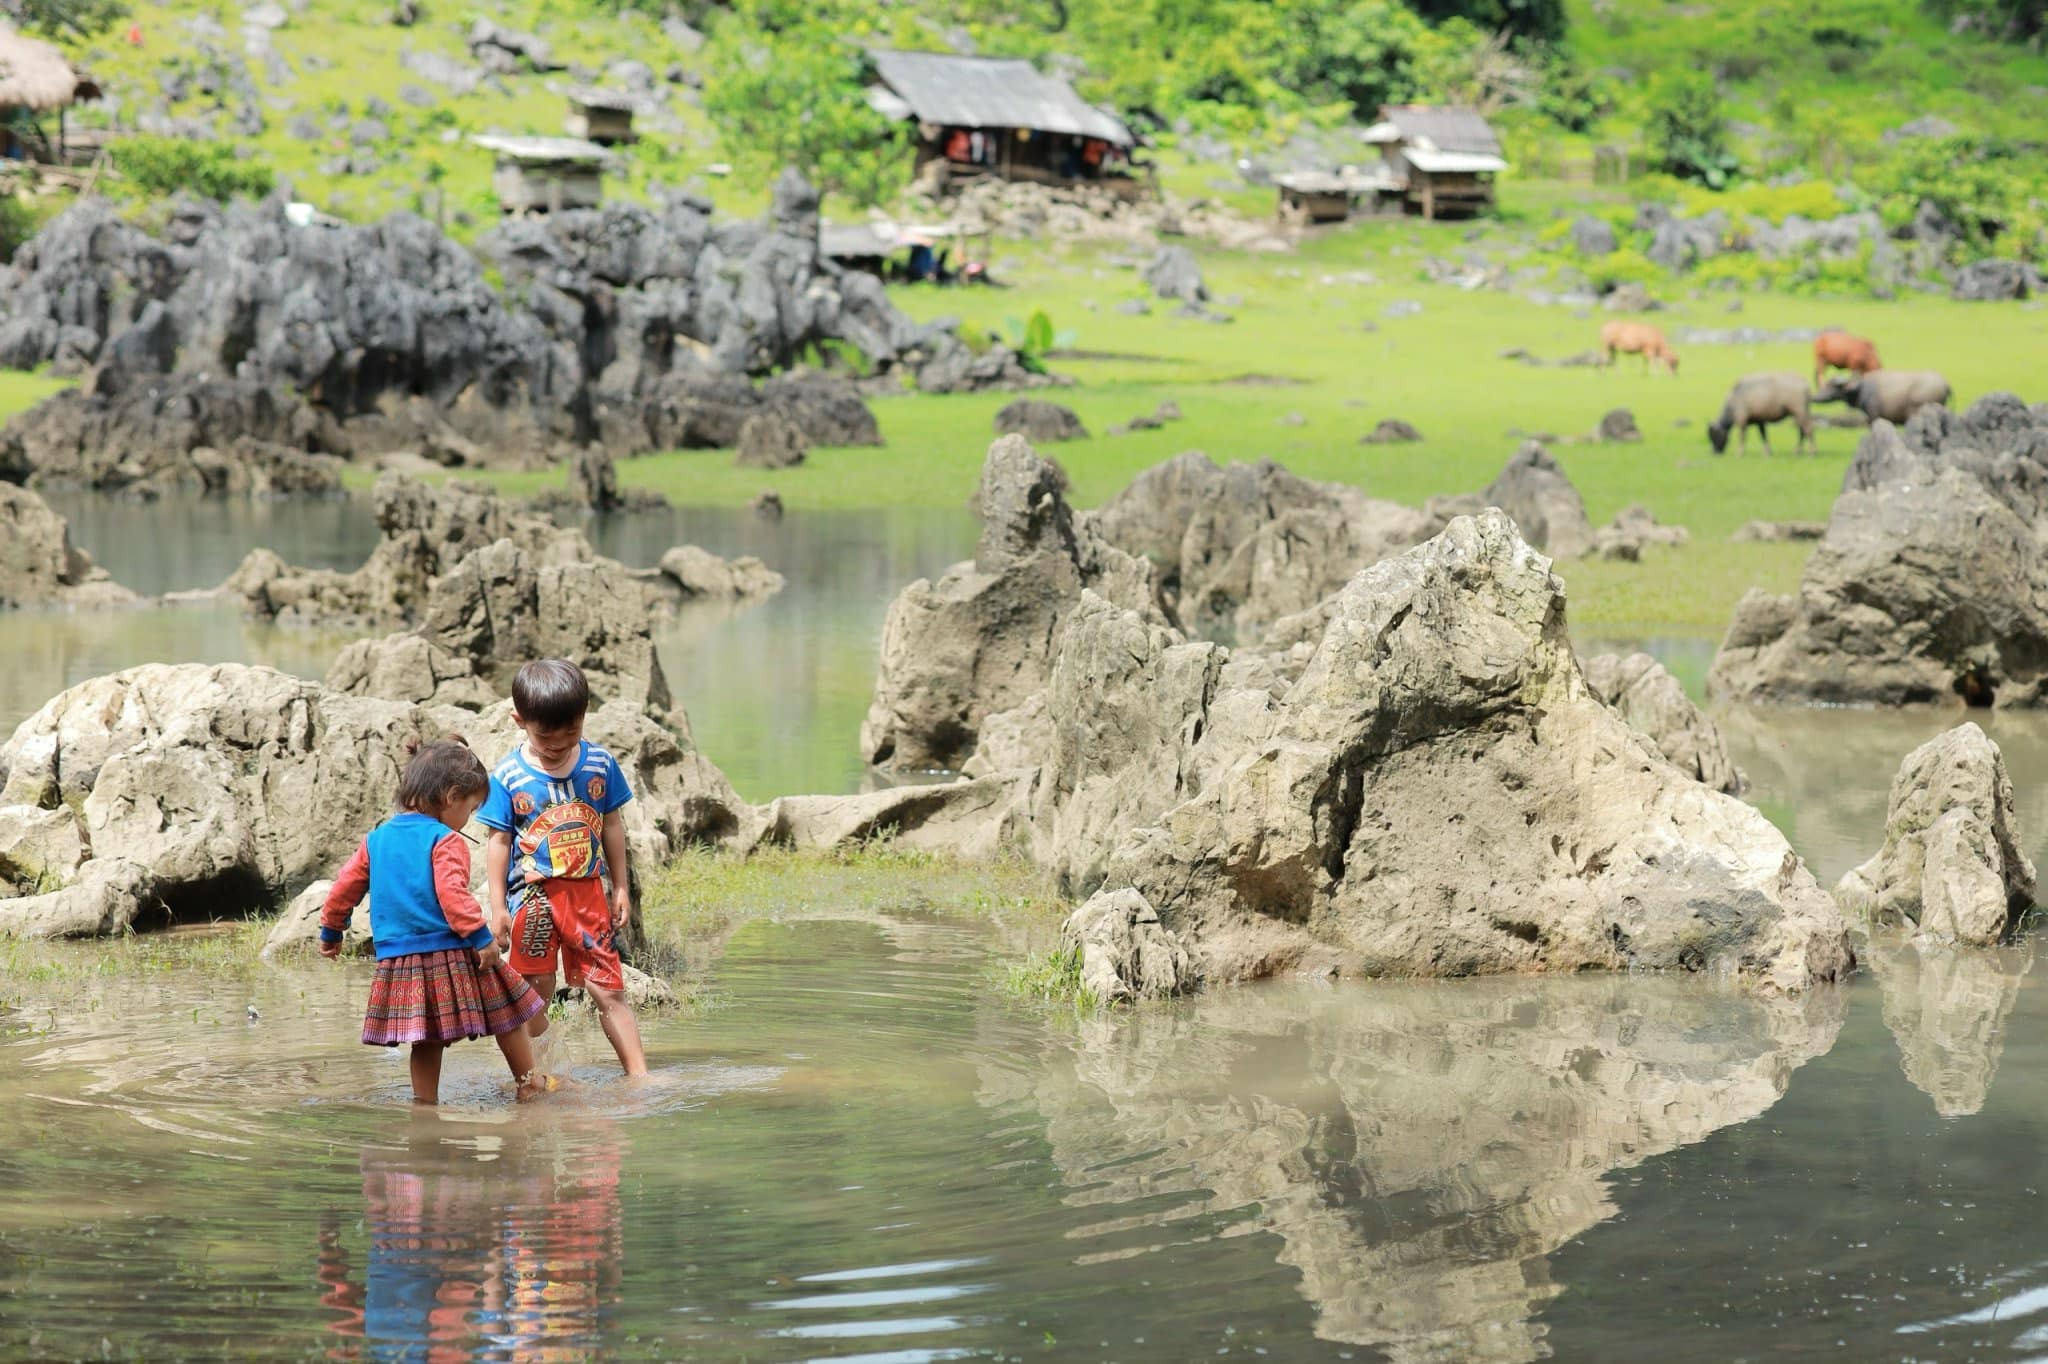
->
xmin=5 ymin=911 xmax=2048 ymax=1361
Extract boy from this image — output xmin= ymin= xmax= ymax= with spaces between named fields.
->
xmin=480 ymin=658 xmax=648 ymax=1077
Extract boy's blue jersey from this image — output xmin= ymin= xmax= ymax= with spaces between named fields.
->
xmin=478 ymin=741 xmax=632 ymax=884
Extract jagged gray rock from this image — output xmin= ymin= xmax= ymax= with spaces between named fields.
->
xmin=1834 ymin=723 xmax=2037 ymax=945
xmin=1062 ymin=887 xmax=1195 ymax=1001
xmin=1142 ymin=245 xmax=1206 ymax=304
xmin=0 ymin=484 xmax=137 ymax=608
xmin=1584 ymin=651 xmax=1743 ymax=793
xmin=1709 ymin=395 xmax=2048 ymax=707
xmin=1091 ymin=512 xmax=1853 ymax=993
xmin=734 ymin=412 xmax=808 ymax=468
xmin=994 ymin=398 xmax=1088 ymax=443
xmin=1430 ymin=441 xmax=1593 ymax=559
xmin=860 ymin=436 xmax=1155 ymax=771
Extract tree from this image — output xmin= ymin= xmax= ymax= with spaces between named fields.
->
xmin=0 ymin=0 xmax=129 ymax=39
xmin=703 ymin=6 xmax=909 ymax=208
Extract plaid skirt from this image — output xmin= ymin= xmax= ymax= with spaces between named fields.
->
xmin=362 ymin=948 xmax=545 ymax=1047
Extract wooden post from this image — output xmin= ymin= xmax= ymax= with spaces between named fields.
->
xmin=1422 ymin=176 xmax=1436 ymax=221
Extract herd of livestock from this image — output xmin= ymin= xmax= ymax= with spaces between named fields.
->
xmin=1597 ymin=320 xmax=1952 ymax=457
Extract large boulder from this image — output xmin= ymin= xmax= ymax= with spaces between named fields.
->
xmin=0 ymin=666 xmax=754 ymax=938
xmin=1571 ymin=215 xmax=1619 ymax=257
xmin=733 ymin=411 xmax=808 ymax=468
xmin=859 ymin=436 xmax=1154 ymax=771
xmin=1584 ymin=652 xmax=1743 ymax=793
xmin=1090 ymin=512 xmax=1853 ymax=993
xmin=1477 ymin=441 xmax=1593 ymax=559
xmin=993 ymin=398 xmax=1088 ymax=444
xmin=1951 ymin=258 xmax=2032 ymax=302
xmin=750 ymin=773 xmax=1030 ymax=860
xmin=1061 ymin=886 xmax=1194 ymax=1002
xmin=0 ymin=483 xmax=137 ymax=608
xmin=1708 ymin=396 xmax=2048 ymax=707
xmin=1834 ymin=723 xmax=2036 ymax=944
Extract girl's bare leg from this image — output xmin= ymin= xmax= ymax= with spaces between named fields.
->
xmin=408 ymin=1042 xmax=445 ymax=1105
xmin=496 ymin=1025 xmax=553 ymax=1100
xmin=583 ymin=983 xmax=648 ymax=1077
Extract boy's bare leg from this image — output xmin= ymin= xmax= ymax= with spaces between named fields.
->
xmin=497 ymin=1026 xmax=552 ymax=1099
xmin=583 ymin=983 xmax=647 ymax=1076
xmin=408 ymin=1042 xmax=445 ymax=1104
xmin=522 ymin=972 xmax=557 ymax=1037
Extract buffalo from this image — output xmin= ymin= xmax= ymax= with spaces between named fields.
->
xmin=1708 ymin=372 xmax=1815 ymax=456
xmin=1815 ymin=370 xmax=1951 ymax=425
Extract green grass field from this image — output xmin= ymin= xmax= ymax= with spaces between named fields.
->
xmin=468 ymin=216 xmax=2046 ymax=634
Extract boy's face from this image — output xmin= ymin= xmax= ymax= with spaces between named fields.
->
xmin=515 ymin=712 xmax=585 ymax=769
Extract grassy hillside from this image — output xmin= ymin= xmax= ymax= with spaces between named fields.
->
xmin=40 ymin=0 xmax=2048 ymax=238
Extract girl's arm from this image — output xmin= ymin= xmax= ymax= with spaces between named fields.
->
xmin=319 ymin=841 xmax=371 ymax=957
xmin=485 ymin=831 xmax=513 ymax=943
xmin=431 ymin=835 xmax=498 ymax=962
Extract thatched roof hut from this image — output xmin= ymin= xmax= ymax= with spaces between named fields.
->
xmin=1363 ymin=105 xmax=1506 ymax=219
xmin=0 ymin=25 xmax=101 ymax=113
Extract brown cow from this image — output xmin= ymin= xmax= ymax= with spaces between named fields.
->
xmin=1813 ymin=329 xmax=1881 ymax=386
xmin=1599 ymin=321 xmax=1679 ymax=376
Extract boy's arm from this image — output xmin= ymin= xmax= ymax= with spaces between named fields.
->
xmin=318 ymin=841 xmax=371 ymax=958
xmin=485 ymin=831 xmax=514 ymax=942
xmin=601 ymin=809 xmax=631 ymax=926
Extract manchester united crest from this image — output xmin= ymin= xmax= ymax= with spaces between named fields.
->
xmin=587 ymin=775 xmax=606 ymax=804
xmin=513 ymin=791 xmax=536 ymax=818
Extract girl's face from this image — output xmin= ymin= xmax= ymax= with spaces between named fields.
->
xmin=434 ymin=790 xmax=485 ymax=833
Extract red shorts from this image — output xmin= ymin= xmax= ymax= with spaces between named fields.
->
xmin=508 ymin=878 xmax=624 ymax=992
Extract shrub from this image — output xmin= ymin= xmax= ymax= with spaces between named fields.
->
xmin=1643 ymin=72 xmax=1739 ymax=188
xmin=112 ymin=137 xmax=274 ymax=201
xmin=1680 ymin=180 xmax=1844 ymax=225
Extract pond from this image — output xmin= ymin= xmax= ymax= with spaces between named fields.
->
xmin=4 ymin=905 xmax=2047 ymax=1361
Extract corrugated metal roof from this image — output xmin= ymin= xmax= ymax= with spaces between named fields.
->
xmin=472 ymin=134 xmax=613 ymax=163
xmin=867 ymin=49 xmax=1133 ymax=147
xmin=1379 ymin=105 xmax=1503 ymax=158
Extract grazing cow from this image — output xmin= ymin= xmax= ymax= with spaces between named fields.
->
xmin=1599 ymin=321 xmax=1679 ymax=376
xmin=1815 ymin=370 xmax=1952 ymax=425
xmin=1707 ymin=372 xmax=1815 ymax=456
xmin=1812 ymin=330 xmax=1881 ymax=386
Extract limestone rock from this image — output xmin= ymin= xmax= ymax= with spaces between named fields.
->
xmin=860 ymin=436 xmax=1155 ymax=771
xmin=752 ymin=773 xmax=1030 ymax=860
xmin=1730 ymin=519 xmax=1825 ymax=542
xmin=658 ymin=545 xmax=784 ymax=600
xmin=1584 ymin=651 xmax=1743 ymax=793
xmin=1142 ymin=245 xmax=1206 ymax=304
xmin=0 ymin=804 xmax=88 ymax=894
xmin=1474 ymin=441 xmax=1593 ymax=559
xmin=1571 ymin=215 xmax=1618 ymax=256
xmin=1092 ymin=512 xmax=1853 ymax=993
xmin=993 ymin=398 xmax=1088 ymax=444
xmin=1589 ymin=503 xmax=1688 ymax=561
xmin=1360 ymin=418 xmax=1422 ymax=445
xmin=734 ymin=412 xmax=807 ymax=468
xmin=1062 ymin=887 xmax=1195 ymax=1002
xmin=263 ymin=878 xmax=372 ymax=958
xmin=1597 ymin=407 xmax=1641 ymax=442
xmin=0 ymin=483 xmax=137 ymax=608
xmin=1708 ymin=397 xmax=2048 ymax=706
xmin=1834 ymin=723 xmax=2036 ymax=944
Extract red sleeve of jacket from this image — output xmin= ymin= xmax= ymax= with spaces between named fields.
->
xmin=432 ymin=833 xmax=492 ymax=949
xmin=320 ymin=841 xmax=371 ymax=941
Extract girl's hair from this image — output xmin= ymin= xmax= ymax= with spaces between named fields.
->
xmin=396 ymin=735 xmax=489 ymax=813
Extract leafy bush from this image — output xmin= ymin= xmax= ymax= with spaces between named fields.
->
xmin=1679 ymin=179 xmax=1844 ymax=225
xmin=1870 ymin=135 xmax=2045 ymax=259
xmin=112 ymin=138 xmax=274 ymax=201
xmin=1643 ymin=72 xmax=1738 ymax=188
xmin=1584 ymin=246 xmax=1659 ymax=292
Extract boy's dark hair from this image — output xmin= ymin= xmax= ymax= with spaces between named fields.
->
xmin=511 ymin=658 xmax=590 ymax=730
xmin=396 ymin=735 xmax=488 ymax=813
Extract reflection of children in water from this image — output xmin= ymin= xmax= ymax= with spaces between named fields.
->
xmin=316 ymin=1126 xmax=624 ymax=1362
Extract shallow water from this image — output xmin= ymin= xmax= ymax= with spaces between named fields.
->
xmin=9 ymin=494 xmax=978 ymax=800
xmin=5 ymin=910 xmax=2048 ymax=1361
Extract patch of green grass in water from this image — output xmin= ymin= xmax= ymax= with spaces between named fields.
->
xmin=997 ymin=941 xmax=1102 ymax=1013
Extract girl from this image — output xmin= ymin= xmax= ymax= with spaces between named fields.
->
xmin=321 ymin=736 xmax=553 ymax=1104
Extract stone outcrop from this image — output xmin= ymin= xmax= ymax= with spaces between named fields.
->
xmin=1584 ymin=652 xmax=1743 ymax=793
xmin=1589 ymin=503 xmax=1688 ymax=561
xmin=1731 ymin=519 xmax=1825 ymax=542
xmin=751 ymin=774 xmax=1030 ymax=860
xmin=0 ymin=483 xmax=138 ymax=608
xmin=1062 ymin=887 xmax=1194 ymax=1002
xmin=1360 ymin=418 xmax=1423 ymax=444
xmin=1834 ymin=723 xmax=2036 ymax=944
xmin=0 ymin=376 xmax=344 ymax=498
xmin=0 ymin=179 xmax=1017 ymax=485
xmin=993 ymin=398 xmax=1087 ymax=444
xmin=860 ymin=436 xmax=1154 ymax=771
xmin=733 ymin=412 xmax=807 ymax=468
xmin=1087 ymin=512 xmax=1853 ymax=993
xmin=1142 ymin=245 xmax=1206 ymax=303
xmin=0 ymin=665 xmax=755 ymax=938
xmin=1089 ymin=451 xmax=1434 ymax=645
xmin=1708 ymin=395 xmax=2048 ymax=707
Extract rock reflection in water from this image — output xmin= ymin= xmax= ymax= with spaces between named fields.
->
xmin=998 ymin=977 xmax=1845 ymax=1363
xmin=1864 ymin=934 xmax=2035 ymax=1118
xmin=317 ymin=1123 xmax=625 ymax=1361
